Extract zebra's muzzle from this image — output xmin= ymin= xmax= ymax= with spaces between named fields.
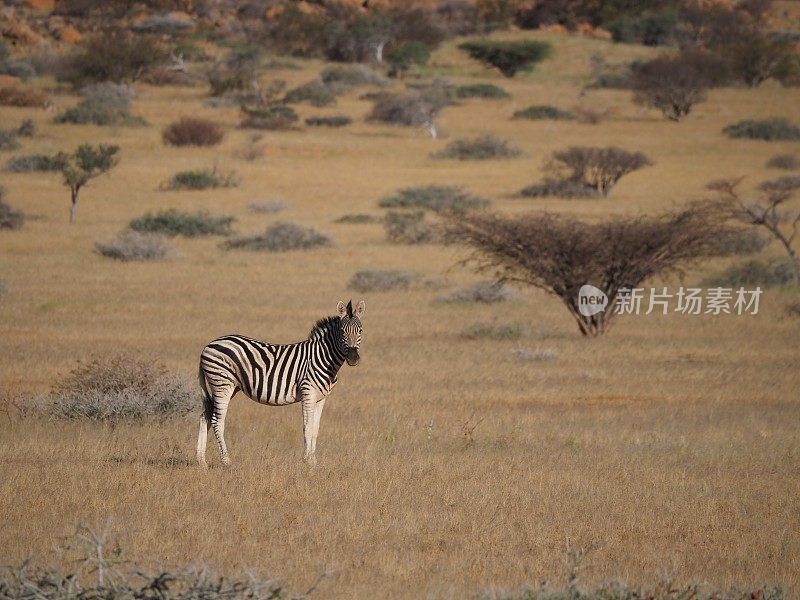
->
xmin=346 ymin=348 xmax=360 ymax=366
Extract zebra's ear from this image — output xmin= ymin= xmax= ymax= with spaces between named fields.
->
xmin=337 ymin=301 xmax=347 ymax=318
xmin=355 ymin=300 xmax=365 ymax=317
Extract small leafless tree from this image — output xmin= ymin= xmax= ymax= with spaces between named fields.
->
xmin=547 ymin=146 xmax=652 ymax=196
xmin=57 ymin=144 xmax=119 ymax=223
xmin=707 ymin=176 xmax=800 ymax=284
xmin=444 ymin=204 xmax=726 ymax=336
xmin=368 ymin=88 xmax=447 ymax=138
xmin=631 ymin=49 xmax=719 ymax=121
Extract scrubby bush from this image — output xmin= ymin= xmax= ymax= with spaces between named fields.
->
xmin=545 ymin=146 xmax=652 ymax=195
xmin=368 ymin=90 xmax=447 ymax=137
xmin=0 ymin=188 xmax=24 ymax=230
xmin=766 ymin=154 xmax=799 ymax=170
xmin=336 ymin=213 xmax=381 ymax=223
xmin=520 ymin=178 xmax=599 ymax=199
xmin=305 ymin=115 xmax=353 ymax=127
xmin=223 ymin=221 xmax=332 ymax=252
xmin=384 ymin=210 xmax=435 ymax=244
xmin=462 ymin=322 xmax=523 ymax=340
xmin=5 ymin=153 xmax=68 ymax=172
xmin=95 ymin=230 xmax=174 ymax=262
xmin=162 ymin=117 xmax=224 ymax=147
xmin=0 ymin=129 xmax=20 ymax=151
xmin=65 ymin=32 xmax=166 ymax=85
xmin=432 ymin=134 xmax=521 ymax=160
xmin=707 ymin=228 xmax=770 ymax=256
xmin=130 ymin=210 xmax=234 ymax=237
xmin=283 ymin=80 xmax=336 ymax=107
xmin=320 ymin=64 xmax=388 ymax=88
xmin=513 ymin=105 xmax=574 ymax=120
xmin=379 ymin=185 xmax=489 ymax=214
xmin=458 ymin=40 xmax=552 ymax=77
xmin=608 ymin=10 xmax=678 ymax=45
xmin=164 ymin=168 xmax=238 ymax=191
xmin=349 ymin=269 xmax=412 ymax=292
xmin=240 ymin=105 xmax=299 ymax=130
xmin=723 ymin=118 xmax=800 ymax=141
xmin=16 ymin=119 xmax=34 ymax=138
xmin=702 ymin=258 xmax=798 ymax=288
xmin=54 ymin=83 xmax=145 ymax=126
xmin=0 ymin=86 xmax=49 ymax=108
xmin=247 ymin=200 xmax=287 ymax=214
xmin=436 ymin=281 xmax=515 ymax=303
xmin=0 ymin=57 xmax=35 ymax=80
xmin=140 ymin=66 xmax=203 ymax=87
xmin=512 ymin=347 xmax=558 ymax=362
xmin=31 ymin=354 xmax=194 ymax=421
xmin=453 ymin=83 xmax=510 ymax=99
xmin=387 ymin=41 xmax=432 ymax=77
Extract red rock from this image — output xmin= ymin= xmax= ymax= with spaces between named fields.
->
xmin=58 ymin=24 xmax=82 ymax=44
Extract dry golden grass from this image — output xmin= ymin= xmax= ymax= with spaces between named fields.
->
xmin=1 ymin=30 xmax=799 ymax=599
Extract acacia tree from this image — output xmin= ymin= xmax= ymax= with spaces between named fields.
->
xmin=708 ymin=176 xmax=800 ymax=284
xmin=548 ymin=146 xmax=652 ymax=195
xmin=458 ymin=40 xmax=551 ymax=77
xmin=444 ymin=205 xmax=725 ymax=336
xmin=57 ymin=144 xmax=119 ymax=224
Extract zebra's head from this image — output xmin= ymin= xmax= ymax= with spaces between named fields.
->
xmin=337 ymin=299 xmax=365 ymax=366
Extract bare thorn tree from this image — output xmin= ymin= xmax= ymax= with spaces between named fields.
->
xmin=57 ymin=144 xmax=120 ymax=224
xmin=707 ymin=176 xmax=800 ymax=284
xmin=444 ymin=205 xmax=726 ymax=336
xmin=547 ymin=146 xmax=652 ymax=196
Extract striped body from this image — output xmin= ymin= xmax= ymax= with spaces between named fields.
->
xmin=196 ymin=300 xmax=365 ymax=468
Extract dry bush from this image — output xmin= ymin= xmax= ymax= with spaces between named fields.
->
xmin=29 ymin=354 xmax=194 ymax=421
xmin=444 ymin=204 xmax=728 ymax=336
xmin=234 ymin=133 xmax=267 ymax=161
xmin=785 ymin=300 xmax=800 ymax=319
xmin=54 ymin=83 xmax=145 ymax=126
xmin=240 ymin=105 xmax=299 ymax=131
xmin=247 ymin=200 xmax=287 ymax=214
xmin=546 ymin=146 xmax=652 ymax=196
xmin=283 ymin=80 xmax=336 ymax=107
xmin=335 ymin=213 xmax=381 ymax=223
xmin=164 ymin=167 xmax=238 ymax=191
xmin=130 ymin=210 xmax=234 ymax=237
xmin=432 ymin=134 xmax=521 ymax=160
xmin=305 ymin=115 xmax=352 ymax=128
xmin=0 ymin=86 xmax=49 ymax=108
xmin=0 ymin=129 xmax=19 ymax=151
xmin=512 ymin=347 xmax=558 ymax=362
xmin=436 ymin=281 xmax=515 ymax=303
xmin=570 ymin=105 xmax=613 ymax=125
xmin=223 ymin=222 xmax=333 ymax=252
xmin=766 ymin=154 xmax=799 ymax=170
xmin=520 ymin=178 xmax=599 ymax=199
xmin=384 ymin=210 xmax=435 ymax=244
xmin=349 ymin=270 xmax=413 ymax=292
xmin=0 ymin=188 xmax=24 ymax=230
xmin=707 ymin=228 xmax=770 ymax=256
xmin=723 ymin=118 xmax=800 ymax=141
xmin=368 ymin=90 xmax=447 ymax=137
xmin=140 ymin=66 xmax=203 ymax=87
xmin=162 ymin=117 xmax=224 ymax=147
xmin=65 ymin=31 xmax=167 ymax=85
xmin=702 ymin=258 xmax=798 ymax=288
xmin=95 ymin=230 xmax=174 ymax=262
xmin=320 ymin=65 xmax=389 ymax=89
xmin=461 ymin=321 xmax=523 ymax=340
xmin=452 ymin=83 xmax=510 ymax=99
xmin=5 ymin=153 xmax=67 ymax=173
xmin=379 ymin=185 xmax=489 ymax=214
xmin=513 ymin=105 xmax=574 ymax=120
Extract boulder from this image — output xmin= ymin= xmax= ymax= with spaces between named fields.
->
xmin=58 ymin=24 xmax=82 ymax=44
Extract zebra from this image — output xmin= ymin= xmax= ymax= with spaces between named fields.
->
xmin=196 ymin=300 xmax=365 ymax=468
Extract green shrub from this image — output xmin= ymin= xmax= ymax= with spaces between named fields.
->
xmin=65 ymin=32 xmax=166 ymax=85
xmin=164 ymin=168 xmax=238 ymax=191
xmin=5 ymin=153 xmax=67 ymax=172
xmin=723 ymin=118 xmax=800 ymax=141
xmin=335 ymin=213 xmax=381 ymax=223
xmin=432 ymin=134 xmax=521 ymax=160
xmin=458 ymin=40 xmax=552 ymax=77
xmin=130 ymin=210 xmax=235 ymax=237
xmin=240 ymin=105 xmax=299 ymax=130
xmin=379 ymin=185 xmax=489 ymax=214
xmin=305 ymin=115 xmax=353 ymax=127
xmin=387 ymin=41 xmax=431 ymax=77
xmin=452 ymin=83 xmax=510 ymax=99
xmin=608 ymin=10 xmax=678 ymax=45
xmin=513 ymin=105 xmax=575 ymax=120
xmin=702 ymin=258 xmax=798 ymax=288
xmin=766 ymin=154 xmax=799 ymax=170
xmin=54 ymin=83 xmax=145 ymax=126
xmin=349 ymin=269 xmax=412 ymax=292
xmin=223 ymin=221 xmax=333 ymax=252
xmin=384 ymin=210 xmax=434 ymax=244
xmin=283 ymin=79 xmax=336 ymax=107
xmin=95 ymin=230 xmax=174 ymax=261
xmin=162 ymin=117 xmax=224 ymax=147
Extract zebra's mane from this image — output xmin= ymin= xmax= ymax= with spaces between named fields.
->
xmin=308 ymin=315 xmax=341 ymax=342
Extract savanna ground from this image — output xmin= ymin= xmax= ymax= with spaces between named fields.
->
xmin=1 ymin=27 xmax=800 ymax=599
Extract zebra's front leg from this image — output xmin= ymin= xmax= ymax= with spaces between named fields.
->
xmin=301 ymin=396 xmax=318 ymax=467
xmin=311 ymin=396 xmax=326 ymax=457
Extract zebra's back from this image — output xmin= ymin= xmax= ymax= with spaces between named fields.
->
xmin=200 ymin=334 xmax=308 ymax=406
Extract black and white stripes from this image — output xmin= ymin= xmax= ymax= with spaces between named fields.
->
xmin=196 ymin=300 xmax=365 ymax=467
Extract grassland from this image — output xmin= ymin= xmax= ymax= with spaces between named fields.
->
xmin=1 ymin=29 xmax=799 ymax=599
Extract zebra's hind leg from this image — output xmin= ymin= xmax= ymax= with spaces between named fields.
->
xmin=196 ymin=400 xmax=212 ymax=468
xmin=210 ymin=385 xmax=236 ymax=467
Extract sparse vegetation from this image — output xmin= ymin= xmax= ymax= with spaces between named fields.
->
xmin=29 ymin=354 xmax=194 ymax=421
xmin=0 ymin=188 xmax=24 ymax=230
xmin=520 ymin=178 xmax=599 ymax=199
xmin=162 ymin=117 xmax=224 ymax=147
xmin=54 ymin=83 xmax=145 ymax=127
xmin=766 ymin=154 xmax=799 ymax=170
xmin=436 ymin=281 xmax=515 ymax=303
xmin=164 ymin=167 xmax=238 ymax=191
xmin=240 ymin=105 xmax=299 ymax=130
xmin=513 ymin=105 xmax=574 ymax=120
xmin=223 ymin=221 xmax=332 ymax=252
xmin=305 ymin=115 xmax=353 ymax=128
xmin=130 ymin=210 xmax=235 ymax=238
xmin=284 ymin=80 xmax=336 ymax=107
xmin=336 ymin=213 xmax=381 ymax=224
xmin=320 ymin=64 xmax=388 ymax=89
xmin=5 ymin=153 xmax=67 ymax=173
xmin=453 ymin=83 xmax=510 ymax=99
xmin=0 ymin=129 xmax=20 ymax=151
xmin=707 ymin=228 xmax=770 ymax=257
xmin=723 ymin=118 xmax=800 ymax=142
xmin=368 ymin=90 xmax=447 ymax=138
xmin=432 ymin=134 xmax=521 ymax=160
xmin=384 ymin=210 xmax=435 ymax=244
xmin=248 ymin=200 xmax=287 ymax=214
xmin=64 ymin=32 xmax=167 ymax=85
xmin=461 ymin=322 xmax=523 ymax=340
xmin=458 ymin=40 xmax=552 ymax=77
xmin=379 ymin=185 xmax=489 ymax=214
xmin=702 ymin=258 xmax=798 ymax=288
xmin=349 ymin=270 xmax=413 ymax=292
xmin=95 ymin=230 xmax=174 ymax=262
xmin=0 ymin=86 xmax=49 ymax=108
